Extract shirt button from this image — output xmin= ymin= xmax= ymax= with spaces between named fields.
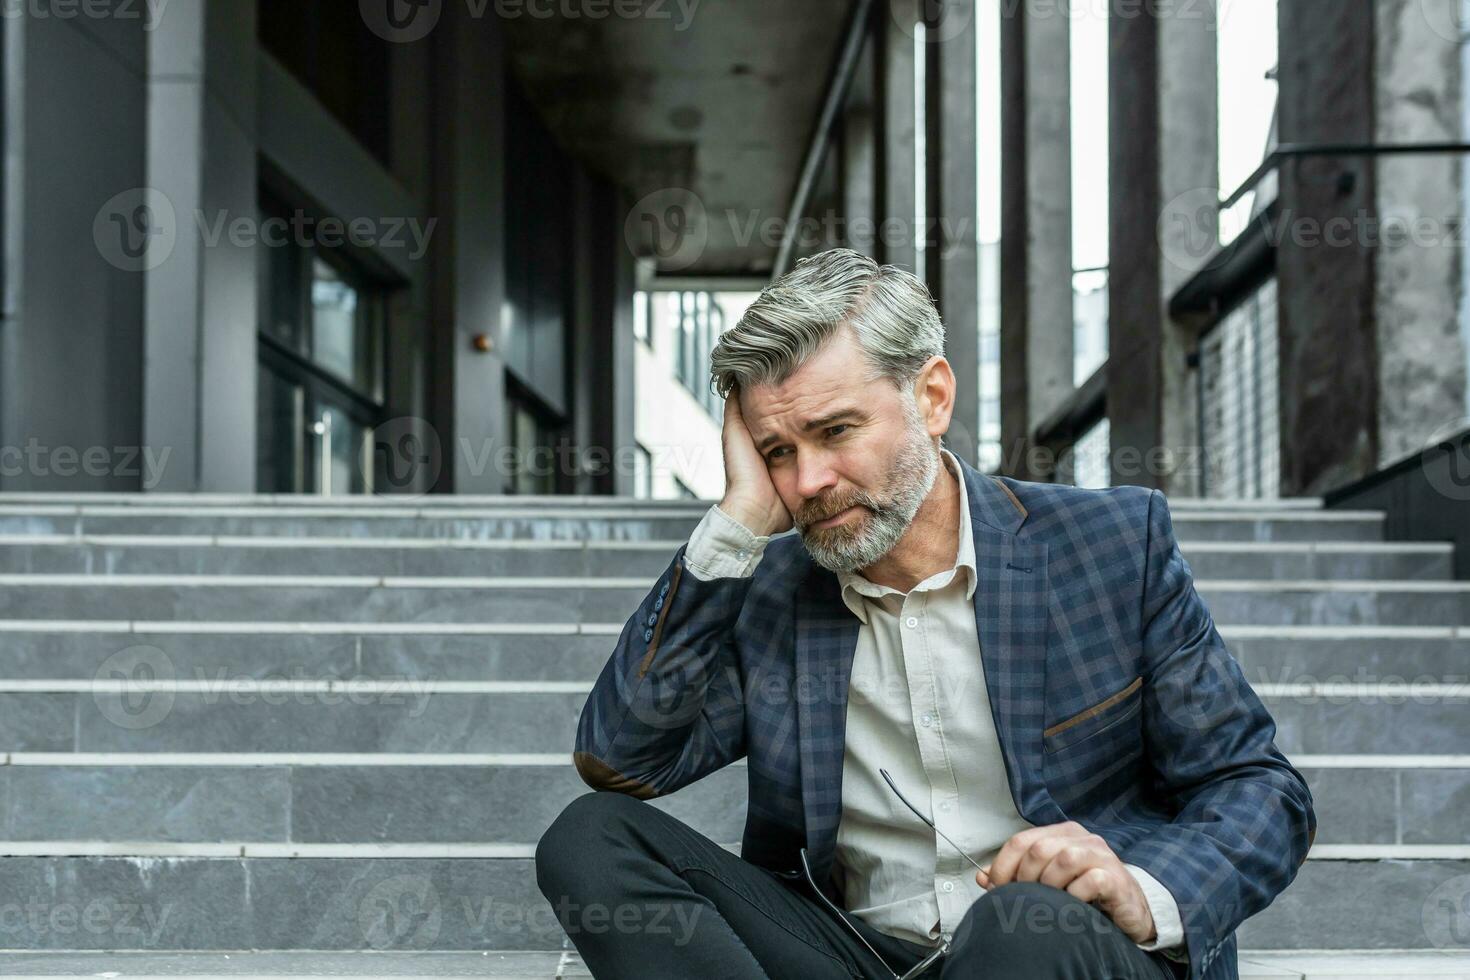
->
xmin=941 ymin=881 xmax=955 ymax=893
xmin=921 ymin=714 xmax=933 ymax=727
xmin=735 ymin=550 xmax=749 ymax=560
xmin=905 ymin=616 xmax=918 ymax=628
xmin=939 ymin=800 xmax=951 ymax=812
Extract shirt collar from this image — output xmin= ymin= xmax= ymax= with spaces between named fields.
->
xmin=836 ymin=448 xmax=978 ymax=624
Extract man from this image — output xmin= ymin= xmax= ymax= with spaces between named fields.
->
xmin=536 ymin=248 xmax=1315 ymax=979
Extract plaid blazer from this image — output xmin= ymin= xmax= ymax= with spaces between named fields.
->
xmin=575 ymin=451 xmax=1317 ymax=980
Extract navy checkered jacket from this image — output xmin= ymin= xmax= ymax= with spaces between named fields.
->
xmin=575 ymin=452 xmax=1316 ymax=980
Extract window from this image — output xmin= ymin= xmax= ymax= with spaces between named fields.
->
xmin=1197 ymin=278 xmax=1281 ymax=499
xmin=505 ymin=380 xmax=560 ymax=496
xmin=256 ymin=190 xmax=389 ymax=495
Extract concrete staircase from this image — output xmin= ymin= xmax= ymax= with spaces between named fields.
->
xmin=0 ymin=493 xmax=1464 ymax=979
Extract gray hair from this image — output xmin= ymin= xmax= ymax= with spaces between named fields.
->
xmin=708 ymin=248 xmax=946 ymax=400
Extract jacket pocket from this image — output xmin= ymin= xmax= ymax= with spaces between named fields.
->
xmin=1043 ymin=676 xmax=1143 ymax=752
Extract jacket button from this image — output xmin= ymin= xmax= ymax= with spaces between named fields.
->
xmin=654 ymin=597 xmax=663 ymax=610
xmin=643 ymin=628 xmax=654 ymax=641
xmin=659 ymin=581 xmax=669 ymax=595
xmin=647 ymin=613 xmax=658 ymax=626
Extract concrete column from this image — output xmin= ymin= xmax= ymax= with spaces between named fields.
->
xmin=429 ymin=7 xmax=510 ymax=494
xmin=999 ymin=0 xmax=1073 ymax=478
xmin=924 ymin=0 xmax=981 ymax=469
xmin=841 ymin=104 xmax=878 ymax=257
xmin=1373 ymin=0 xmax=1468 ymax=465
xmin=144 ymin=0 xmax=259 ymax=491
xmin=1276 ymin=1 xmax=1378 ymax=494
xmin=0 ymin=8 xmax=148 ymax=490
xmin=1107 ymin=1 xmax=1217 ymax=493
xmin=876 ymin=0 xmax=919 ymax=274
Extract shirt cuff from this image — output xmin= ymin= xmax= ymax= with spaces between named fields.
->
xmin=1123 ymin=863 xmax=1186 ymax=956
xmin=682 ymin=503 xmax=772 ymax=581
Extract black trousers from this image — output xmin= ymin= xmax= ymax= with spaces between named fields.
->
xmin=536 ymin=792 xmax=1180 ymax=980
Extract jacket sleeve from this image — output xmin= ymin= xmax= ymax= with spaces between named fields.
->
xmin=1118 ymin=489 xmax=1317 ymax=979
xmin=572 ymin=507 xmax=767 ymax=798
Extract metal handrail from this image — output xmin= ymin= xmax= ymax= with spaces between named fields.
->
xmin=1220 ymin=140 xmax=1470 ymax=211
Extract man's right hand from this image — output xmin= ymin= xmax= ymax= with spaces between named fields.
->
xmin=718 ymin=387 xmax=793 ymax=537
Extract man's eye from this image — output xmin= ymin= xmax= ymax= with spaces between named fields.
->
xmin=828 ymin=425 xmax=848 ymax=437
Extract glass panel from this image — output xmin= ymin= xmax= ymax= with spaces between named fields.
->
xmin=260 ymin=227 xmax=306 ymax=354
xmin=1198 ymin=278 xmax=1281 ymax=499
xmin=1071 ymin=418 xmax=1111 ymax=490
xmin=1217 ymin=0 xmax=1280 ymax=244
xmin=256 ymin=364 xmax=305 ymax=493
xmin=1072 ymin=269 xmax=1109 ymax=384
xmin=311 ymin=258 xmax=362 ymax=388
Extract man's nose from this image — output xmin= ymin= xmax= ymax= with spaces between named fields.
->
xmin=795 ymin=450 xmax=839 ymax=505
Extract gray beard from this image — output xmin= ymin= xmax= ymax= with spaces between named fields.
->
xmin=798 ymin=421 xmax=942 ymax=575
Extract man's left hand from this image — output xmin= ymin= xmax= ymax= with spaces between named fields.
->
xmin=975 ymin=821 xmax=1157 ymax=945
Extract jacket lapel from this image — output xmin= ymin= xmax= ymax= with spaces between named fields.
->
xmin=793 ymin=560 xmax=861 ymax=892
xmin=957 ymin=458 xmax=1065 ymax=826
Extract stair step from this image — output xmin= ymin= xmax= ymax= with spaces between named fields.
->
xmin=0 ymin=624 xmax=1463 ymax=684
xmin=0 ymin=855 xmax=1457 ymax=952
xmin=0 ymin=759 xmax=1456 ymax=846
xmin=0 ymin=685 xmax=1463 ymax=754
xmin=0 ymin=949 xmax=1465 ymax=978
xmin=0 ymin=509 xmax=1390 ymax=542
xmin=0 ymin=576 xmax=1465 ymax=625
xmin=0 ymin=536 xmax=1448 ymax=580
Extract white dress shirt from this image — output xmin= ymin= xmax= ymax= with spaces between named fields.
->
xmin=681 ymin=448 xmax=1185 ymax=957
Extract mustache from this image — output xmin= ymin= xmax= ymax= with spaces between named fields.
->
xmin=800 ymin=496 xmax=877 ymax=526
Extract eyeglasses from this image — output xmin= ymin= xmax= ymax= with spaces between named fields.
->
xmin=797 ymin=848 xmax=948 ymax=980
xmin=792 ymin=768 xmax=989 ymax=980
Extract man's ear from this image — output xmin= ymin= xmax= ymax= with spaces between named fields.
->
xmin=912 ymin=357 xmax=956 ymax=438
